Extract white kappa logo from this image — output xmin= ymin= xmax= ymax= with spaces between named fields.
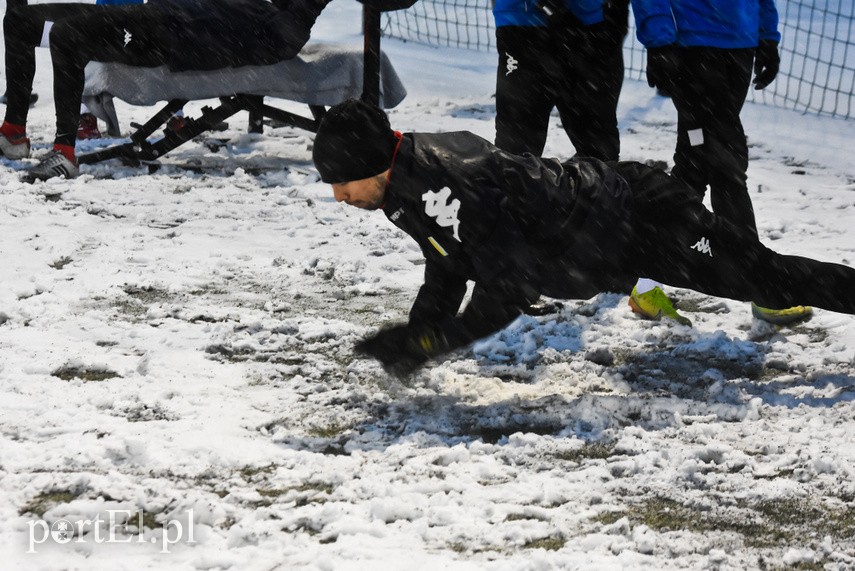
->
xmin=123 ymin=28 xmax=133 ymax=47
xmin=505 ymin=53 xmax=519 ymax=76
xmin=422 ymin=187 xmax=461 ymax=242
xmin=691 ymin=236 xmax=713 ymax=256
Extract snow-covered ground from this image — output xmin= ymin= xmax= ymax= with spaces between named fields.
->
xmin=2 ymin=2 xmax=855 ymax=569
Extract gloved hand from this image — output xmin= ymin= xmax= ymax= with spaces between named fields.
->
xmin=354 ymin=322 xmax=464 ymax=377
xmin=646 ymin=44 xmax=681 ymax=92
xmin=753 ymin=40 xmax=780 ymax=90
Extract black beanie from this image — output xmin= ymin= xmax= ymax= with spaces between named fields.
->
xmin=312 ymin=99 xmax=398 ymax=184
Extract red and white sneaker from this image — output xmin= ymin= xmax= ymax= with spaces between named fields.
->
xmin=77 ymin=113 xmax=102 ymax=140
xmin=0 ymin=132 xmax=31 ymax=160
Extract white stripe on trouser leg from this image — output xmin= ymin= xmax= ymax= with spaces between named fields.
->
xmin=688 ymin=128 xmax=704 ymax=146
xmin=40 ymin=22 xmax=54 ymax=48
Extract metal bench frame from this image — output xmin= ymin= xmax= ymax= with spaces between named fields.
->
xmin=78 ymin=1 xmax=410 ymax=167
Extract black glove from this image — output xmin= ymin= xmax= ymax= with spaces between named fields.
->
xmin=354 ymin=322 xmax=465 ymax=377
xmin=753 ymin=40 xmax=780 ymax=90
xmin=645 ymin=44 xmax=681 ymax=92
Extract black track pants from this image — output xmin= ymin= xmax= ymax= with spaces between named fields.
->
xmin=4 ymin=3 xmax=169 ymax=146
xmin=494 ymin=24 xmax=623 ymax=160
xmin=619 ymin=163 xmax=855 ymax=314
xmin=669 ymin=47 xmax=757 ymax=237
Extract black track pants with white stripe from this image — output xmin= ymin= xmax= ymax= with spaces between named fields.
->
xmin=619 ymin=164 xmax=855 ymax=315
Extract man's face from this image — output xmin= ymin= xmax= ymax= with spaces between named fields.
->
xmin=331 ymin=171 xmax=389 ymax=210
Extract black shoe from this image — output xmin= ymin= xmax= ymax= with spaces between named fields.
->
xmin=24 ymin=150 xmax=80 ymax=183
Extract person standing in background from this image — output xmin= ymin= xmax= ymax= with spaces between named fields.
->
xmin=492 ymin=0 xmax=627 ymax=160
xmin=76 ymin=0 xmax=146 ymax=140
xmin=631 ymin=0 xmax=810 ymax=324
xmin=492 ymin=0 xmax=690 ymax=324
xmin=1 ymin=0 xmax=38 ymax=108
xmin=0 ymin=0 xmax=331 ymax=180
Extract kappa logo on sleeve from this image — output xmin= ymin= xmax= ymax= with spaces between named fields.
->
xmin=422 ymin=187 xmax=461 ymax=242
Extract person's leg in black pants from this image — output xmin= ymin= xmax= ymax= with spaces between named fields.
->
xmin=494 ymin=26 xmax=558 ymax=156
xmin=669 ymin=47 xmax=757 ymax=236
xmin=4 ymin=3 xmax=170 ymax=147
xmin=555 ymin=12 xmax=625 ymax=161
xmin=621 ymin=164 xmax=855 ymax=315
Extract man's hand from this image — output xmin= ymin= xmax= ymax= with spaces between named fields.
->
xmin=354 ymin=323 xmax=461 ymax=377
xmin=753 ymin=40 xmax=780 ymax=90
xmin=355 ymin=326 xmax=428 ymax=376
xmin=646 ymin=44 xmax=681 ymax=92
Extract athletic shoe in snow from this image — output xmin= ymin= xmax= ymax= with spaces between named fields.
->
xmin=629 ymin=285 xmax=692 ymax=326
xmin=751 ymin=303 xmax=813 ymax=326
xmin=25 ymin=150 xmax=79 ymax=182
xmin=0 ymin=132 xmax=31 ymax=160
xmin=76 ymin=112 xmax=102 ymax=140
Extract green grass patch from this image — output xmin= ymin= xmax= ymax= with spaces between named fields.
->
xmin=19 ymin=491 xmax=79 ymax=517
xmin=505 ymin=512 xmax=549 ymax=522
xmin=49 ymin=256 xmax=73 ymax=270
xmin=592 ymin=495 xmax=855 ymax=550
xmin=238 ymin=463 xmax=278 ymax=481
xmin=126 ymin=510 xmax=160 ymax=532
xmin=554 ymin=441 xmax=616 ymax=463
xmin=307 ymin=423 xmax=350 ymax=439
xmin=790 ymin=325 xmax=830 ymax=344
xmin=523 ymin=536 xmax=566 ymax=551
xmin=52 ymin=365 xmax=120 ymax=382
xmin=112 ymin=284 xmax=172 ymax=318
xmin=257 ymin=482 xmax=335 ymax=498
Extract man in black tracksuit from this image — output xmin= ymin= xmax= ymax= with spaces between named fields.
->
xmin=312 ymin=100 xmax=855 ymax=375
xmin=0 ymin=0 xmax=331 ymax=180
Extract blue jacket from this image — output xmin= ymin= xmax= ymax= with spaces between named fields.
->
xmin=631 ymin=0 xmax=780 ymax=48
xmin=493 ymin=0 xmax=605 ymax=27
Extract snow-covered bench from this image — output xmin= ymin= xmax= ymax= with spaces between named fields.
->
xmin=78 ymin=42 xmax=407 ymax=166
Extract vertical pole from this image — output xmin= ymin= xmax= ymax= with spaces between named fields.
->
xmin=362 ymin=3 xmax=381 ymax=107
xmin=247 ymin=95 xmax=264 ymax=133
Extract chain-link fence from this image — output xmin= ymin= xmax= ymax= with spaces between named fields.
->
xmin=382 ymin=1 xmax=855 ymax=120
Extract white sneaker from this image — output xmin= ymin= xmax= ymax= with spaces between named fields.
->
xmin=26 ymin=150 xmax=79 ymax=182
xmin=0 ymin=132 xmax=31 ymax=160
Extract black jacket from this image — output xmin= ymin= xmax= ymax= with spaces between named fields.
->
xmin=149 ymin=0 xmax=330 ymax=71
xmin=382 ymin=131 xmax=641 ymax=346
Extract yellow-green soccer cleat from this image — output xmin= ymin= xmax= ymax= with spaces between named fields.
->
xmin=751 ymin=303 xmax=813 ymax=326
xmin=628 ymin=286 xmax=692 ymax=326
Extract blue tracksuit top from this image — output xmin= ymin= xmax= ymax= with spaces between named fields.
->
xmin=493 ymin=0 xmax=605 ymax=27
xmin=630 ymin=0 xmax=781 ymax=48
